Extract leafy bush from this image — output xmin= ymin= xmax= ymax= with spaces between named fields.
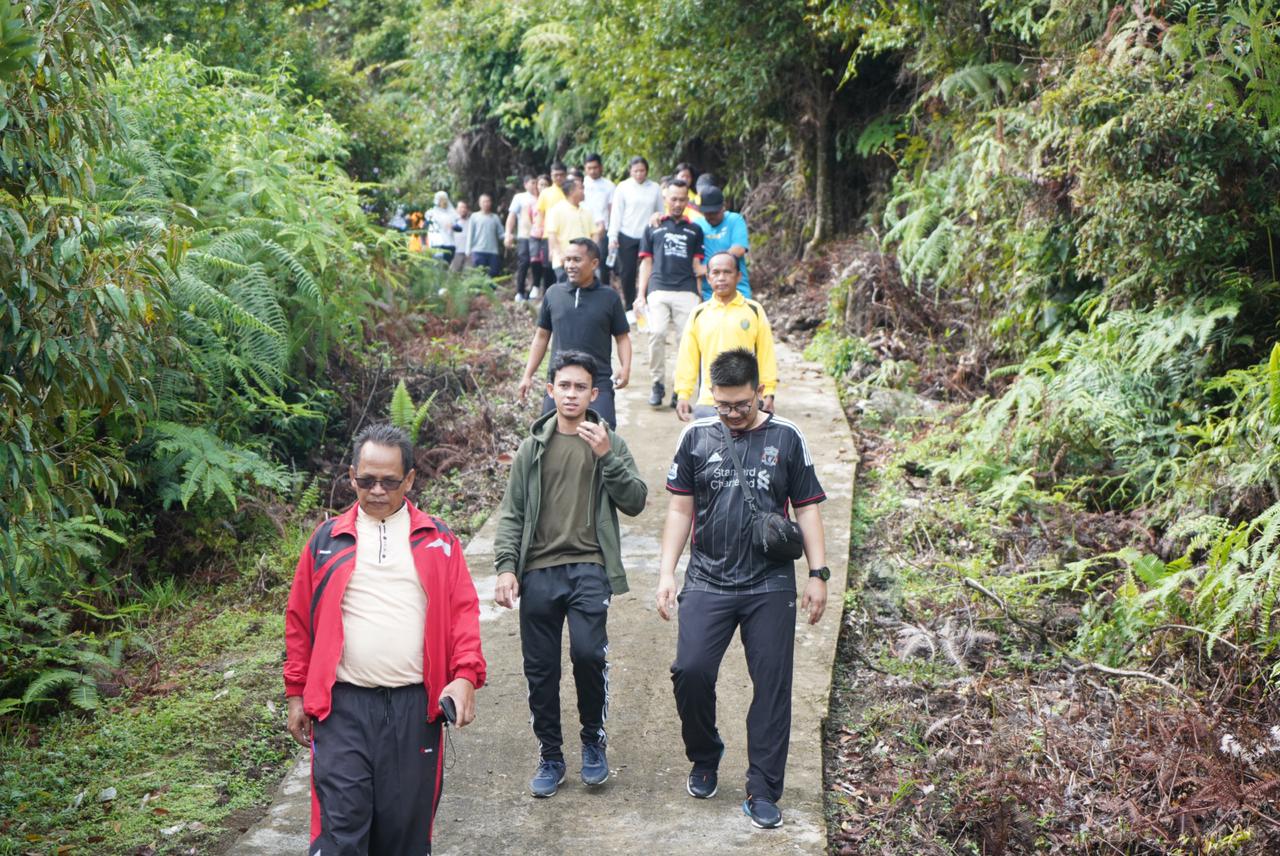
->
xmin=2 ymin=16 xmax=418 ymax=714
xmin=848 ymin=0 xmax=1280 ymax=676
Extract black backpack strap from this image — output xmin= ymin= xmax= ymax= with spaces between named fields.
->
xmin=719 ymin=421 xmax=759 ymax=515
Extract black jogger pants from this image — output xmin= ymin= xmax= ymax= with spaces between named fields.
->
xmin=310 ymin=682 xmax=443 ymax=856
xmin=670 ymin=588 xmax=795 ymax=802
xmin=519 ymin=562 xmax=612 ymax=762
xmin=614 ymin=234 xmax=641 ymax=311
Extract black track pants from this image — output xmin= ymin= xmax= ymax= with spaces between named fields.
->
xmin=614 ymin=234 xmax=641 ymax=310
xmin=310 ymin=682 xmax=443 ymax=856
xmin=519 ymin=562 xmax=612 ymax=762
xmin=515 ymin=238 xmax=533 ymax=297
xmin=670 ymin=588 xmax=795 ymax=802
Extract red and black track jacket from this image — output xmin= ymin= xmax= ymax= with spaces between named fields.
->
xmin=283 ymin=501 xmax=487 ymax=723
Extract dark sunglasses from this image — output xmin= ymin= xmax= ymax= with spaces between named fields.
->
xmin=352 ymin=475 xmax=407 ymax=491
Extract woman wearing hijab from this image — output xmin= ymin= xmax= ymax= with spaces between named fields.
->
xmin=426 ymin=191 xmax=461 ymax=265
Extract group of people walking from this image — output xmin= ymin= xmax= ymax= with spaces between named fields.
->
xmin=285 ymin=158 xmax=827 ymax=855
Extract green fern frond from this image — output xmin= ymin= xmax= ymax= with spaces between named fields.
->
xmin=389 ymin=380 xmax=415 ymax=432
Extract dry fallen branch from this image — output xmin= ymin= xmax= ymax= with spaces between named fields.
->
xmin=962 ymin=576 xmax=1055 ymax=644
xmin=1069 ymin=662 xmax=1187 ymax=698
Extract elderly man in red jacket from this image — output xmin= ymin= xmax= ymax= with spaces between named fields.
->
xmin=284 ymin=423 xmax=487 ymax=856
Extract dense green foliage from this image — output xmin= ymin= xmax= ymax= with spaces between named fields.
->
xmin=5 ymin=0 xmax=1280 ymax=847
xmin=819 ymin=0 xmax=1280 ymax=677
xmin=0 ymin=0 xmax=486 ymax=717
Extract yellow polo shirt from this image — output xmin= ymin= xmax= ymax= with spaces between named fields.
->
xmin=673 ymin=293 xmax=778 ymax=406
xmin=544 ymin=200 xmax=597 ymax=267
xmin=536 ymin=183 xmax=566 ymax=217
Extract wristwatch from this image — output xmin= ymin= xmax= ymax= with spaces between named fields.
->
xmin=808 ymin=566 xmax=830 ymax=582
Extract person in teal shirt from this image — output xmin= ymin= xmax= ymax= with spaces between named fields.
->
xmin=693 ymin=187 xmax=751 ymax=300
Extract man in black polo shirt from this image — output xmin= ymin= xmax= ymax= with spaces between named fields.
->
xmin=517 ymin=238 xmax=632 ymax=428
xmin=634 ymin=179 xmax=704 ymax=409
xmin=655 ymin=348 xmax=830 ymax=831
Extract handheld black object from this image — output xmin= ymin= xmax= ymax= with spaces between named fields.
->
xmin=439 ymin=695 xmax=457 ymax=726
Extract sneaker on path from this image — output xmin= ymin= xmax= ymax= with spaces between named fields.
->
xmin=581 ymin=742 xmax=609 ymax=786
xmin=742 ymin=796 xmax=783 ymax=829
xmin=648 ymin=381 xmax=665 ymax=407
xmin=530 ymin=286 xmax=541 ymax=300
xmin=686 ymin=767 xmax=718 ymax=799
xmin=530 ymin=759 xmax=567 ymax=798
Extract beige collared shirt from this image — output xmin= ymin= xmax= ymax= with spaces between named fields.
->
xmin=335 ymin=503 xmax=427 ymax=688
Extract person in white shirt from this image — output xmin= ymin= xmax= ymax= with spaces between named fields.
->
xmin=506 ymin=175 xmax=538 ymax=301
xmin=582 ymin=153 xmax=615 ymax=282
xmin=607 ymin=156 xmax=663 ymax=312
xmin=426 ymin=191 xmax=460 ymax=265
xmin=450 ymin=199 xmax=472 ymax=272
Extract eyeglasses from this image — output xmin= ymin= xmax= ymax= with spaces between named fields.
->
xmin=352 ymin=475 xmax=407 ymax=491
xmin=713 ymin=400 xmax=755 ymax=416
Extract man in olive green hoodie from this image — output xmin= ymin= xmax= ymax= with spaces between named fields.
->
xmin=494 ymin=350 xmax=647 ymax=799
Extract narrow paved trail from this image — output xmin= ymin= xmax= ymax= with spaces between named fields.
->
xmin=227 ymin=337 xmax=855 ymax=855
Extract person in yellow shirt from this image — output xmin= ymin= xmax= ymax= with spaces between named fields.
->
xmin=536 ymin=162 xmax=568 ymax=220
xmin=673 ymin=251 xmax=778 ymax=421
xmin=544 ymin=179 xmax=599 ymax=280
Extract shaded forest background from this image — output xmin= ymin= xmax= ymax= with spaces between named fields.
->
xmin=3 ymin=0 xmax=1280 ymax=850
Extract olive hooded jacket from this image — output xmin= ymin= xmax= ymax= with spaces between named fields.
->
xmin=493 ymin=408 xmax=647 ymax=593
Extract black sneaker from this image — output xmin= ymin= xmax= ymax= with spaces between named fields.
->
xmin=743 ymin=795 xmax=783 ymax=829
xmin=686 ymin=767 xmax=718 ymax=799
xmin=669 ymin=391 xmax=678 ymax=409
xmin=648 ymin=382 xmax=665 ymax=407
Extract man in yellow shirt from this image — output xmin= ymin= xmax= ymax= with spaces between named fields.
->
xmin=536 ymin=161 xmax=568 ymax=220
xmin=545 ymin=179 xmax=599 ymax=280
xmin=673 ymin=252 xmax=778 ymax=421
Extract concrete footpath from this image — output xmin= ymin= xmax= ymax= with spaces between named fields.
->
xmin=226 ymin=339 xmax=855 ymax=855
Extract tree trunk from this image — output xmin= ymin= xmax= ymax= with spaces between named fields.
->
xmin=805 ymin=89 xmax=834 ymax=259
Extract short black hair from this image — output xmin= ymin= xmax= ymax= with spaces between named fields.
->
xmin=537 ymin=173 xmax=551 ymax=183
xmin=628 ymin=155 xmax=649 ymax=170
xmin=550 ymin=350 xmax=598 ymax=382
xmin=352 ymin=423 xmax=414 ymax=476
xmin=562 ymin=178 xmax=581 ymax=195
xmin=709 ymin=348 xmax=759 ymax=390
xmin=522 ymin=173 xmax=536 ymax=183
xmin=669 ymin=178 xmax=689 ymax=190
xmin=550 ymin=161 xmax=567 ymax=172
xmin=675 ymin=161 xmax=696 ymax=179
xmin=567 ymin=237 xmax=600 ymax=260
xmin=585 ymin=153 xmax=602 ymax=165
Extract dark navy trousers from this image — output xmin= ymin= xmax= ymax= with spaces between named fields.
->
xmin=670 ymin=588 xmax=796 ymax=802
xmin=519 ymin=562 xmax=611 ymax=762
xmin=310 ymin=682 xmax=443 ymax=856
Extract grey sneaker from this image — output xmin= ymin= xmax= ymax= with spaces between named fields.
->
xmin=530 ymin=759 xmax=566 ymax=798
xmin=648 ymin=381 xmax=665 ymax=407
xmin=581 ymin=742 xmax=609 ymax=786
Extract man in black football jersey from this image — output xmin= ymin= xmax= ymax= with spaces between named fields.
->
xmin=655 ymin=347 xmax=830 ymax=830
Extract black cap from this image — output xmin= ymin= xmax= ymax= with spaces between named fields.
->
xmin=699 ymin=186 xmax=725 ymax=213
